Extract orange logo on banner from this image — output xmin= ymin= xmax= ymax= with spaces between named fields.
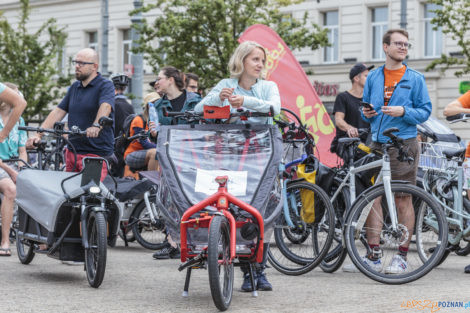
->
xmin=239 ymin=24 xmax=337 ymax=166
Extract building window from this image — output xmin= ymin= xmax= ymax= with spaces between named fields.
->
xmin=371 ymin=7 xmax=388 ymax=60
xmin=323 ymin=11 xmax=339 ymax=63
xmin=87 ymin=31 xmax=98 ymax=51
xmin=122 ymin=29 xmax=132 ymax=71
xmin=424 ymin=3 xmax=442 ymax=57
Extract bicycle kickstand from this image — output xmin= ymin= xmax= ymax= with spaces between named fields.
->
xmin=248 ymin=263 xmax=258 ymax=298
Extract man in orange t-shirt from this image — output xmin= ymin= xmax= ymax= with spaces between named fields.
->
xmin=345 ymin=29 xmax=432 ymax=275
xmin=444 ymin=90 xmax=470 ymax=273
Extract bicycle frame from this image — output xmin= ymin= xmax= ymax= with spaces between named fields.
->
xmin=331 ymin=147 xmax=401 ymax=234
xmin=179 ymin=176 xmax=264 ymax=264
xmin=423 ymin=160 xmax=470 ymax=245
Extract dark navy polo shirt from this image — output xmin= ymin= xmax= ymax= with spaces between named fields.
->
xmin=58 ymin=73 xmax=115 ymax=156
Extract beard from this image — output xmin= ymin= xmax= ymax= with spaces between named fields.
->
xmin=386 ymin=51 xmax=406 ymax=63
xmin=75 ymin=71 xmax=91 ymax=81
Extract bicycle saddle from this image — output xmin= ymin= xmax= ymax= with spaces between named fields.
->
xmin=338 ymin=137 xmax=361 ymax=145
xmin=442 ymin=147 xmax=466 ymax=160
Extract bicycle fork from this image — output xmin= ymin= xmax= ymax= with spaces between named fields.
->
xmin=382 ymin=156 xmax=399 ymax=231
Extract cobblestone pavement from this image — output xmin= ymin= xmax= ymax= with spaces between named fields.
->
xmin=1 ymin=240 xmax=469 ymax=313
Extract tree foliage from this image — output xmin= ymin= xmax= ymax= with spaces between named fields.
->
xmin=131 ymin=0 xmax=328 ymax=88
xmin=0 ymin=0 xmax=72 ymax=121
xmin=426 ymin=0 xmax=470 ymax=77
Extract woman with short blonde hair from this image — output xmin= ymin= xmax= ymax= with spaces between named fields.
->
xmin=195 ymin=41 xmax=280 ymax=125
xmin=228 ymin=41 xmax=267 ymax=79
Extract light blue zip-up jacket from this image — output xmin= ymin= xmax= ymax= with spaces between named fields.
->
xmin=194 ymin=78 xmax=281 ymax=124
xmin=362 ymin=65 xmax=432 ymax=143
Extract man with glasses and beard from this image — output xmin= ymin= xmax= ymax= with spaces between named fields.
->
xmin=27 ymin=48 xmax=114 ymax=177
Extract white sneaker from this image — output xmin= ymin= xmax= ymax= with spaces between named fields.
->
xmin=385 ymin=255 xmax=408 ymax=274
xmin=343 ymin=256 xmax=383 ymax=273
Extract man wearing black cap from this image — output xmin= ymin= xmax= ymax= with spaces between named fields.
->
xmin=330 ymin=63 xmax=374 ymax=155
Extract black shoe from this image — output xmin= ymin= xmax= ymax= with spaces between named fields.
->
xmin=152 ymin=245 xmax=180 ymax=259
xmin=241 ymin=272 xmax=257 ymax=292
xmin=256 ymin=271 xmax=272 ymax=291
xmin=465 ymin=264 xmax=470 ymax=273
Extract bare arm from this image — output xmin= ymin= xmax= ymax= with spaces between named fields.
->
xmin=443 ymin=99 xmax=470 ymax=116
xmin=334 ymin=112 xmax=359 ymax=137
xmin=26 ymin=107 xmax=67 ymax=148
xmin=18 ymin=146 xmax=27 ymax=165
xmin=0 ymin=87 xmax=27 ymax=142
xmin=40 ymin=107 xmax=68 ymax=132
xmin=86 ymin=102 xmax=112 ymax=138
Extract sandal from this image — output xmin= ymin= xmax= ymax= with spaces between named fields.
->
xmin=0 ymin=247 xmax=11 ymax=257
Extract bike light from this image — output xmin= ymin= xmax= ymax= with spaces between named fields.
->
xmin=89 ymin=186 xmax=101 ymax=194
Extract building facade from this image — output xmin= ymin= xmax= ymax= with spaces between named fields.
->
xmin=0 ymin=0 xmax=468 ymax=139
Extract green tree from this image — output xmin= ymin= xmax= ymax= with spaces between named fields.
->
xmin=131 ymin=0 xmax=328 ymax=88
xmin=426 ymin=0 xmax=470 ymax=77
xmin=0 ymin=0 xmax=71 ymax=121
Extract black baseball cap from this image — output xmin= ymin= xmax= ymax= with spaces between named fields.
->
xmin=149 ymin=79 xmax=157 ymax=87
xmin=349 ymin=63 xmax=375 ymax=80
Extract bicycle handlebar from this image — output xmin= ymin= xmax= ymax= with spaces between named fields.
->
xmin=19 ymin=116 xmax=113 ymax=137
xmin=382 ymin=127 xmax=414 ymax=164
xmin=446 ymin=113 xmax=470 ymax=123
xmin=162 ymin=106 xmax=275 ymax=122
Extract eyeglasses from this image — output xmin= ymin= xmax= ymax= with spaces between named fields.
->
xmin=72 ymin=60 xmax=95 ymax=67
xmin=391 ymin=41 xmax=412 ymax=49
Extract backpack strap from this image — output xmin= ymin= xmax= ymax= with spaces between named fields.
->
xmin=139 ymin=114 xmax=147 ymax=130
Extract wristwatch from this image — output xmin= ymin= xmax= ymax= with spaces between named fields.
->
xmin=92 ymin=123 xmax=101 ymax=128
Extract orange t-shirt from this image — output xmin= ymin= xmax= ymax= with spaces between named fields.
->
xmin=383 ymin=65 xmax=406 ymax=106
xmin=458 ymin=91 xmax=470 ymax=157
xmin=124 ymin=115 xmax=149 ymax=159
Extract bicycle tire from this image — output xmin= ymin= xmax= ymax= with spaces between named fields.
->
xmin=16 ymin=233 xmax=35 ymax=264
xmin=320 ymin=179 xmax=350 ymax=273
xmin=267 ymin=181 xmax=335 ymax=275
xmin=85 ymin=211 xmax=107 ymax=288
xmin=208 ymin=215 xmax=233 ymax=311
xmin=131 ymin=197 xmax=166 ymax=250
xmin=345 ymin=183 xmax=447 ymax=284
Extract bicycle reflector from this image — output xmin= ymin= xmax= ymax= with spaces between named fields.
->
xmin=215 ymin=176 xmax=228 ymax=186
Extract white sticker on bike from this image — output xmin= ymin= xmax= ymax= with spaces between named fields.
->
xmin=194 ymin=169 xmax=247 ymax=196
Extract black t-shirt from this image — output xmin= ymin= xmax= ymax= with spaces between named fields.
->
xmin=331 ymin=91 xmax=370 ymax=153
xmin=170 ymin=90 xmax=187 ymax=112
xmin=114 ymin=95 xmax=135 ymax=136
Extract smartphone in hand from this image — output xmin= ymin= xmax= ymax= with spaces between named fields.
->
xmin=360 ymin=101 xmax=374 ymax=110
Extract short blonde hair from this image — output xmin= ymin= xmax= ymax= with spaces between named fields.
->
xmin=228 ymin=41 xmax=266 ymax=79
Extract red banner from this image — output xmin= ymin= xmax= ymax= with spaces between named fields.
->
xmin=239 ymin=24 xmax=337 ymax=166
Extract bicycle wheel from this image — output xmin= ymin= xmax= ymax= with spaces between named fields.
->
xmin=131 ymin=197 xmax=166 ymax=250
xmin=268 ymin=181 xmax=335 ymax=275
xmin=16 ymin=234 xmax=35 ymax=264
xmin=320 ymin=179 xmax=350 ymax=273
xmin=416 ymin=199 xmax=452 ymax=267
xmin=85 ymin=211 xmax=107 ymax=288
xmin=208 ymin=215 xmax=233 ymax=311
xmin=345 ymin=183 xmax=447 ymax=284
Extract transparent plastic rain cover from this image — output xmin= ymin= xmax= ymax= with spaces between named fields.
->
xmin=156 ymin=124 xmax=282 ymax=243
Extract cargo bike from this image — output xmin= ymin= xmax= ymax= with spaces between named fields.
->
xmin=15 ymin=117 xmax=122 ymax=288
xmin=153 ymin=106 xmax=284 ymax=311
